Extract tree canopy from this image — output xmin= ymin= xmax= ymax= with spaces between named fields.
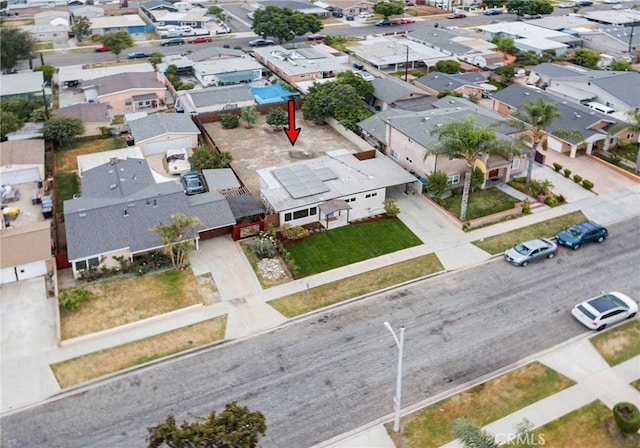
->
xmin=43 ymin=115 xmax=85 ymax=148
xmin=609 ymin=59 xmax=632 ymax=71
xmin=146 ymin=401 xmax=266 ymax=448
xmin=0 ymin=28 xmax=35 ymax=73
xmin=71 ymin=16 xmax=92 ymax=42
xmin=373 ymin=1 xmax=404 ymax=18
xmin=99 ymin=31 xmax=134 ymax=59
xmin=335 ymin=70 xmax=375 ymax=99
xmin=608 ymin=109 xmax=640 ymax=175
xmin=34 ymin=64 xmax=56 ymax=84
xmin=301 ymin=79 xmax=372 ymax=132
xmin=149 ymin=213 xmax=204 ymax=270
xmin=425 ymin=115 xmax=522 ymax=221
xmin=434 ymin=59 xmax=461 ymax=74
xmin=506 ymin=0 xmax=553 ymax=16
xmin=252 ymin=6 xmax=322 ymax=43
xmin=188 ymin=146 xmax=232 ymax=171
xmin=572 ymin=49 xmax=599 ymax=69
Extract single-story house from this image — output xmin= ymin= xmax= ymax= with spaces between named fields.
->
xmin=82 ymin=71 xmax=167 ymax=114
xmin=33 ymin=10 xmax=69 ymax=26
xmin=413 ymin=71 xmax=488 ymax=99
xmin=68 ymin=5 xmax=105 ymax=19
xmin=0 ymin=71 xmax=47 ymax=103
xmin=19 ymin=24 xmax=71 ymax=43
xmin=475 ymin=22 xmax=578 ymax=56
xmin=369 ymin=76 xmax=432 ymax=112
xmin=89 ymin=14 xmax=152 ymax=35
xmin=256 ymin=0 xmax=330 ymax=17
xmin=54 ymin=103 xmax=112 ymax=137
xmin=64 ymin=156 xmax=236 ymax=278
xmin=192 ymin=56 xmax=264 ymax=87
xmin=0 ymin=221 xmax=52 ymax=284
xmin=258 ymin=149 xmax=418 ymax=229
xmin=175 ymin=85 xmax=256 ymax=115
xmin=140 ymin=0 xmax=179 ymax=19
xmin=0 ymin=140 xmax=45 ymax=186
xmin=148 ymin=10 xmax=210 ymax=29
xmin=127 ymin=113 xmax=200 ymax=155
xmin=346 ymin=37 xmax=452 ymax=72
xmin=320 ymin=0 xmax=374 ymax=16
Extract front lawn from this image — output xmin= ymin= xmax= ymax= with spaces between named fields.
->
xmin=531 ymin=400 xmax=640 ymax=448
xmin=393 ymin=362 xmax=574 ymax=448
xmin=590 ymin=319 xmax=640 ymax=366
xmin=472 ymin=210 xmax=587 ymax=255
xmin=439 ymin=187 xmax=520 ymax=221
xmin=287 ymin=218 xmax=422 ymax=277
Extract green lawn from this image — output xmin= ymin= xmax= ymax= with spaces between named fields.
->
xmin=287 ymin=219 xmax=422 ymax=277
xmin=439 ymin=188 xmax=520 ymax=221
xmin=55 ymin=171 xmax=79 ymax=212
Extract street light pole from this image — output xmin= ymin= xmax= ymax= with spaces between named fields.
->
xmin=384 ymin=321 xmax=405 ymax=433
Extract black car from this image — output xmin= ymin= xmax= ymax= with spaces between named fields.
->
xmin=375 ymin=19 xmax=398 ymax=26
xmin=127 ymin=52 xmax=149 ymax=59
xmin=484 ymin=9 xmax=502 ymax=15
xmin=346 ymin=14 xmax=354 ymax=21
xmin=180 ymin=171 xmax=206 ymax=195
xmin=576 ymin=0 xmax=593 ymax=5
xmin=249 ymin=38 xmax=274 ymax=47
xmin=332 ymin=10 xmax=343 ymax=17
xmin=160 ymin=38 xmax=184 ymax=46
xmin=555 ymin=221 xmax=608 ymax=250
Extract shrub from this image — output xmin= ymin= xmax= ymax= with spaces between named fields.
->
xmin=521 ymin=201 xmax=532 ymax=215
xmin=573 ymin=174 xmax=582 ymax=184
xmin=252 ymin=231 xmax=277 ymax=258
xmin=556 ymin=194 xmax=566 ymax=204
xmin=280 ymin=223 xmax=310 ymax=240
xmin=553 ymin=162 xmax=563 ymax=172
xmin=544 ymin=195 xmax=558 ymax=207
xmin=59 ymin=287 xmax=93 ymax=311
xmin=220 ymin=113 xmax=240 ymax=129
xmin=563 ymin=168 xmax=572 ymax=178
xmin=582 ymin=179 xmax=594 ymax=190
xmin=451 ymin=187 xmax=463 ymax=196
xmin=425 ymin=170 xmax=449 ymax=201
xmin=613 ymin=402 xmax=640 ymax=434
xmin=383 ymin=198 xmax=400 ymax=217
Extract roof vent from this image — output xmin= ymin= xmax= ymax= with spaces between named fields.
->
xmin=79 ymin=213 xmax=87 ymax=218
xmin=109 ymin=184 xmax=117 ymax=190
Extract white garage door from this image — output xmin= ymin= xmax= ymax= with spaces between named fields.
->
xmin=0 ymin=168 xmax=41 ymax=186
xmin=145 ymin=137 xmax=194 ymax=155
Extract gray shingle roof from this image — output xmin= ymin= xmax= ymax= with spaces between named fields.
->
xmin=55 ymin=102 xmax=111 ymax=123
xmin=371 ymin=76 xmax=429 ymax=104
xmin=64 ymin=158 xmax=236 ymax=260
xmin=91 ymin=72 xmax=165 ymax=97
xmin=225 ymin=193 xmax=264 ymax=219
xmin=491 ymin=84 xmax=622 ymax=143
xmin=190 ymin=86 xmax=255 ymax=108
xmin=414 ymin=72 xmax=484 ymax=93
xmin=127 ymin=113 xmax=200 ymax=144
xmin=408 ymin=27 xmax=472 ymax=55
xmin=358 ymin=108 xmax=405 ymax=142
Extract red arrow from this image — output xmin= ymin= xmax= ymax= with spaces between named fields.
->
xmin=283 ymin=99 xmax=301 ymax=146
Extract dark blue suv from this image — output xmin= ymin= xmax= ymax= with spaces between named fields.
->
xmin=555 ymin=221 xmax=608 ymax=250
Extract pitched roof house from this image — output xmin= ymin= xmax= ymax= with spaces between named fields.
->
xmin=64 ymin=157 xmax=236 ymax=278
xmin=0 ymin=221 xmax=52 ymax=284
xmin=54 ymin=103 xmax=111 ymax=137
xmin=369 ymin=76 xmax=432 ymax=112
xmin=175 ymin=85 xmax=256 ymax=115
xmin=127 ymin=113 xmax=200 ymax=155
xmin=0 ymin=140 xmax=45 ymax=185
xmin=414 ymin=71 xmax=489 ymax=99
xmin=82 ymin=72 xmax=167 ymax=114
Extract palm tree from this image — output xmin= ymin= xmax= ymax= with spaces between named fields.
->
xmin=509 ymin=98 xmax=562 ymax=191
xmin=149 ymin=213 xmax=204 ymax=269
xmin=425 ymin=115 xmax=522 ymax=222
xmin=608 ymin=109 xmax=640 ymax=175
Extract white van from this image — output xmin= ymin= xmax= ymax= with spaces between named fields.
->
xmin=584 ymin=102 xmax=615 ymax=115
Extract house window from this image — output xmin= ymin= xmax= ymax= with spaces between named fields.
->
xmin=344 ymin=197 xmax=356 ymax=203
xmin=75 ymin=260 xmax=87 ymax=271
xmin=390 ymin=148 xmax=399 ymax=160
xmin=284 ymin=212 xmax=292 ymax=222
xmin=627 ymin=133 xmax=635 ymax=140
xmin=88 ymin=257 xmax=100 ymax=268
xmin=309 ymin=206 xmax=317 ymax=216
xmin=299 ymin=74 xmax=312 ymax=79
xmin=511 ymin=158 xmax=520 ymax=170
xmin=124 ymin=98 xmax=132 ymax=105
xmin=365 ymin=192 xmax=378 ymax=199
xmin=293 ymin=209 xmax=309 ymax=220
xmin=408 ymin=138 xmax=414 ymax=143
xmin=75 ymin=257 xmax=100 ymax=271
xmin=447 ymin=174 xmax=460 ymax=185
xmin=405 ymin=156 xmax=413 ymax=163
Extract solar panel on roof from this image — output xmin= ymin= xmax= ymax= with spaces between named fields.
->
xmin=272 ymin=165 xmax=329 ymax=199
xmin=314 ymin=167 xmax=338 ymax=181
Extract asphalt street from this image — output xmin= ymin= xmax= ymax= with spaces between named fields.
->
xmin=2 ymin=218 xmax=639 ymax=448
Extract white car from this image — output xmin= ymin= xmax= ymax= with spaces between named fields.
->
xmin=557 ymin=2 xmax=576 ymax=7
xmin=612 ymin=3 xmax=628 ymax=9
xmin=166 ymin=149 xmax=191 ymax=175
xmin=603 ymin=0 xmax=620 ymax=3
xmin=354 ymin=70 xmax=375 ymax=81
xmin=358 ymin=11 xmax=374 ymax=18
xmin=571 ymin=291 xmax=638 ymax=331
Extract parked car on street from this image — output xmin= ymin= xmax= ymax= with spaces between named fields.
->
xmin=127 ymin=52 xmax=149 ymax=59
xmin=522 ymin=13 xmax=542 ymax=19
xmin=189 ymin=36 xmax=213 ymax=43
xmin=166 ymin=149 xmax=190 ymax=175
xmin=358 ymin=11 xmax=374 ymax=18
xmin=95 ymin=45 xmax=112 ymax=52
xmin=504 ymin=238 xmax=558 ymax=266
xmin=448 ymin=13 xmax=467 ymax=19
xmin=484 ymin=9 xmax=502 ymax=15
xmin=307 ymin=34 xmax=327 ymax=41
xmin=354 ymin=70 xmax=375 ymax=81
xmin=375 ymin=19 xmax=398 ymax=26
xmin=160 ymin=38 xmax=184 ymax=46
xmin=180 ymin=171 xmax=206 ymax=195
xmin=571 ymin=291 xmax=637 ymax=331
xmin=249 ymin=38 xmax=274 ymax=47
xmin=558 ymin=2 xmax=576 ymax=7
xmin=395 ymin=17 xmax=416 ymax=24
xmin=555 ymin=221 xmax=608 ymax=250
xmin=576 ymin=0 xmax=593 ymax=5
xmin=612 ymin=3 xmax=628 ymax=8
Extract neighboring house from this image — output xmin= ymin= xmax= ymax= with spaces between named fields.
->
xmin=251 ymin=45 xmax=347 ymax=92
xmin=581 ymin=10 xmax=640 ymax=27
xmin=147 ymin=10 xmax=210 ymax=29
xmin=64 ymin=156 xmax=236 ymax=278
xmin=357 ymin=108 xmax=405 ymax=153
xmin=175 ymin=85 xmax=256 ymax=115
xmin=580 ymin=25 xmax=640 ymax=59
xmin=407 ymin=27 xmax=505 ymax=69
xmin=414 ymin=71 xmax=489 ymax=99
xmin=359 ymin=100 xmax=525 ymax=186
xmin=320 ymin=0 xmax=374 ymax=15
xmin=0 ymin=140 xmax=45 ymax=185
xmin=347 ymin=37 xmax=452 ymax=72
xmin=89 ymin=14 xmax=152 ymax=35
xmin=0 ymin=71 xmax=46 ymax=103
xmin=369 ymin=76 xmax=432 ymax=112
xmin=256 ymin=0 xmax=330 ymax=16
xmin=491 ymin=84 xmax=624 ymax=158
xmin=475 ymin=22 xmax=578 ymax=56
xmin=140 ymin=0 xmax=179 ymax=20
xmin=0 ymin=221 xmax=52 ymax=284
xmin=33 ymin=10 xmax=69 ymax=26
xmin=57 ymin=63 xmax=155 ymax=99
xmin=68 ymin=5 xmax=105 ymax=19
xmin=527 ymin=62 xmax=640 ymax=116
xmin=19 ymin=24 xmax=70 ymax=43
xmin=82 ymin=72 xmax=167 ymax=114
xmin=54 ymin=103 xmax=111 ymax=137
xmin=127 ymin=113 xmax=200 ymax=155
xmin=258 ymin=149 xmax=418 ymax=229
xmin=192 ymin=55 xmax=264 ymax=87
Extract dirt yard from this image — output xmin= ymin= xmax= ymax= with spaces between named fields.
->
xmin=202 ymin=112 xmax=362 ymax=198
